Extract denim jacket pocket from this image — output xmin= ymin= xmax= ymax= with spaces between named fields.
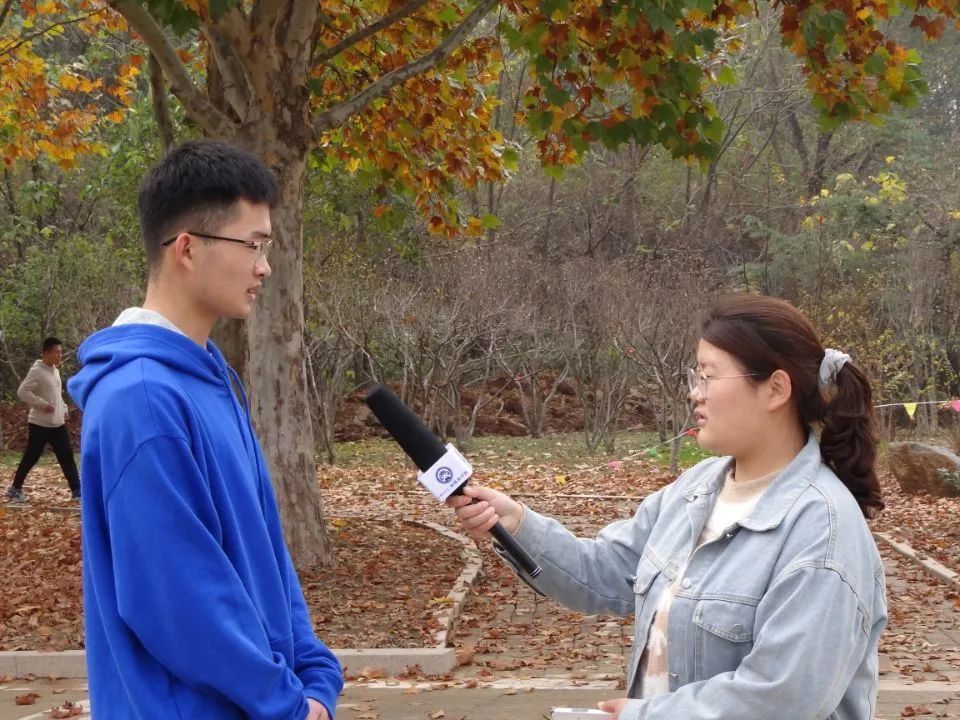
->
xmin=693 ymin=599 xmax=756 ymax=678
xmin=627 ymin=555 xmax=663 ymax=696
xmin=633 ymin=555 xmax=659 ymax=596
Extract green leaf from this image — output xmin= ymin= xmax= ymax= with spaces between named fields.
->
xmin=528 ymin=110 xmax=554 ymax=134
xmin=543 ymin=163 xmax=566 ymax=180
xmin=702 ymin=116 xmax=724 ymax=143
xmin=481 ymin=214 xmax=502 ymax=230
xmin=645 ymin=6 xmax=674 ymax=34
xmin=502 ymin=147 xmax=520 ymax=172
xmin=438 ymin=6 xmax=459 ymax=24
xmin=864 ymin=51 xmax=887 ymax=76
xmin=544 ymin=82 xmax=570 ymax=107
xmin=716 ymin=65 xmax=738 ymax=86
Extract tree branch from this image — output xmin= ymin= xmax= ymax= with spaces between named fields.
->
xmin=110 ymin=0 xmax=236 ymax=138
xmin=148 ymin=51 xmax=175 ymax=151
xmin=250 ymin=0 xmax=284 ymax=48
xmin=314 ymin=0 xmax=498 ymax=134
xmin=315 ymin=0 xmax=430 ymax=63
xmin=282 ymin=0 xmax=320 ymax=88
xmin=201 ymin=11 xmax=254 ymax=121
xmin=0 ymin=0 xmax=15 ymax=33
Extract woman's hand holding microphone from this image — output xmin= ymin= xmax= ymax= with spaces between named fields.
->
xmin=445 ymin=485 xmax=524 ymax=540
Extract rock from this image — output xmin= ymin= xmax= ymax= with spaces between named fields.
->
xmin=887 ymin=442 xmax=960 ymax=497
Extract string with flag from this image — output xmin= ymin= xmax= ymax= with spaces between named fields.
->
xmin=874 ymin=398 xmax=960 ymax=420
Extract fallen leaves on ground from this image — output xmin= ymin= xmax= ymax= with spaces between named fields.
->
xmin=15 ymin=692 xmax=39 ymax=705
xmin=0 ymin=467 xmax=462 ymax=651
xmin=3 ymin=446 xmax=958 ymax=692
xmin=48 ymin=700 xmax=85 ymax=717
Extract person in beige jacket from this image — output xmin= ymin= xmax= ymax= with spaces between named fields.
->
xmin=5 ymin=336 xmax=80 ymax=502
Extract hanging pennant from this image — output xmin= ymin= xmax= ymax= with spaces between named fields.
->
xmin=903 ymin=402 xmax=918 ymax=419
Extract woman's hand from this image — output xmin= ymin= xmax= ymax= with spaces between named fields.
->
xmin=445 ymin=484 xmax=523 ymax=540
xmin=597 ymin=697 xmax=633 ymax=719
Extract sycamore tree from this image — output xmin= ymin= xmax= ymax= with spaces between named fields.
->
xmin=2 ymin=0 xmax=956 ymax=567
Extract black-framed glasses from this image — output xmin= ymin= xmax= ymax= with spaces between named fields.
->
xmin=687 ymin=368 xmax=762 ymax=400
xmin=162 ymin=231 xmax=272 ymax=261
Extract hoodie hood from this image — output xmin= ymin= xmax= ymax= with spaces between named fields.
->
xmin=68 ymin=324 xmax=230 ymax=411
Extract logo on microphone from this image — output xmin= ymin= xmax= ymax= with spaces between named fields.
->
xmin=435 ymin=466 xmax=454 ymax=485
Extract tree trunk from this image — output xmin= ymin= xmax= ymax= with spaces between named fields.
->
xmin=246 ymin=151 xmax=332 ymax=570
xmin=148 ymin=52 xmax=175 ymax=152
xmin=212 ymin=319 xmax=249 ymax=381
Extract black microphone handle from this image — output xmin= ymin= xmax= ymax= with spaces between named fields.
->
xmin=451 ymin=482 xmax=541 ymax=577
xmin=489 ymin=520 xmax=543 ymax=578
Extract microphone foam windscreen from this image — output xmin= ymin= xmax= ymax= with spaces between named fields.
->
xmin=365 ymin=385 xmax=447 ymax=471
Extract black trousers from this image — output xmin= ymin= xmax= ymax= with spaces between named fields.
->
xmin=11 ymin=423 xmax=80 ymax=495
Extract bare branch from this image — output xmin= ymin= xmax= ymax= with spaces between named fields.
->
xmin=316 ymin=0 xmax=430 ymax=63
xmin=314 ymin=0 xmax=498 ymax=134
xmin=110 ymin=0 xmax=236 ymax=138
xmin=0 ymin=10 xmax=100 ymax=58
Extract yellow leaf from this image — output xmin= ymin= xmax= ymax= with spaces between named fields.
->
xmin=59 ymin=74 xmax=81 ymax=92
xmin=884 ymin=65 xmax=904 ymax=90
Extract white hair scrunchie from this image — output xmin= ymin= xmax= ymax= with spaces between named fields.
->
xmin=819 ymin=348 xmax=851 ymax=390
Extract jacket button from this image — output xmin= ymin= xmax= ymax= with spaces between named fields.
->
xmin=681 ymin=578 xmax=692 ymax=589
xmin=732 ymin=623 xmax=744 ymax=633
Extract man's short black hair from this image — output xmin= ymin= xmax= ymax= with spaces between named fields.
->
xmin=42 ymin=337 xmax=62 ymax=353
xmin=137 ymin=140 xmax=279 ymax=269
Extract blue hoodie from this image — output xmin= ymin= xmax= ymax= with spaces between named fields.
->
xmin=68 ymin=324 xmax=343 ymax=719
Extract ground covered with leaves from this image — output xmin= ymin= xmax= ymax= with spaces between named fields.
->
xmin=0 ymin=467 xmax=462 ymax=652
xmin=2 ymin=434 xmax=958 ymax=682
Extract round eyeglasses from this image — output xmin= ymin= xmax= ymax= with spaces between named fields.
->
xmin=687 ymin=368 xmax=762 ymax=400
xmin=162 ymin=231 xmax=272 ymax=263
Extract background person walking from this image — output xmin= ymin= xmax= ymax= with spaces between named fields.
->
xmin=5 ymin=336 xmax=81 ymax=503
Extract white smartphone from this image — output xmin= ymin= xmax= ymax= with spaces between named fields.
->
xmin=550 ymin=709 xmax=614 ymax=720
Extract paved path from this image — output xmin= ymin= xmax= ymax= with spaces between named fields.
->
xmin=4 ymin=680 xmax=960 ymax=719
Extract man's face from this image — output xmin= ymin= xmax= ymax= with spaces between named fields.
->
xmin=42 ymin=344 xmax=63 ymax=367
xmin=189 ymin=200 xmax=273 ymax=321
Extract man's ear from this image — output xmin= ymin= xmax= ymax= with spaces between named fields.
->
xmin=767 ymin=369 xmax=793 ymax=412
xmin=171 ymin=232 xmax=196 ymax=271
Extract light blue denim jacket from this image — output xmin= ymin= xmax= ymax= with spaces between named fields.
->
xmin=504 ymin=434 xmax=886 ymax=719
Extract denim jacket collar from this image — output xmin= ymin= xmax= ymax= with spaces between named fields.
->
xmin=681 ymin=431 xmax=824 ymax=532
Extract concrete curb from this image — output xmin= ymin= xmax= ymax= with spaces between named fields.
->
xmin=874 ymin=531 xmax=960 ymax=589
xmin=0 ymin=516 xmax=482 ymax=681
xmin=2 ymin=503 xmax=79 ymax=515
xmin=408 ymin=518 xmax=483 ymax=649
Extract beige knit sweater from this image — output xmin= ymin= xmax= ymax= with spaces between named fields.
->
xmin=18 ymin=359 xmax=68 ymax=428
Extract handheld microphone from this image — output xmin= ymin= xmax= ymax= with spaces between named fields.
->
xmin=365 ymin=384 xmax=542 ymax=578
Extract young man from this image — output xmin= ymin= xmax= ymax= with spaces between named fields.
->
xmin=68 ymin=141 xmax=342 ymax=719
xmin=6 ymin=336 xmax=81 ymax=503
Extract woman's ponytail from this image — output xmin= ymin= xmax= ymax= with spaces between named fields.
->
xmin=819 ymin=363 xmax=884 ymax=519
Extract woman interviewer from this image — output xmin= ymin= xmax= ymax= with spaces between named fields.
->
xmin=448 ymin=295 xmax=886 ymax=720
